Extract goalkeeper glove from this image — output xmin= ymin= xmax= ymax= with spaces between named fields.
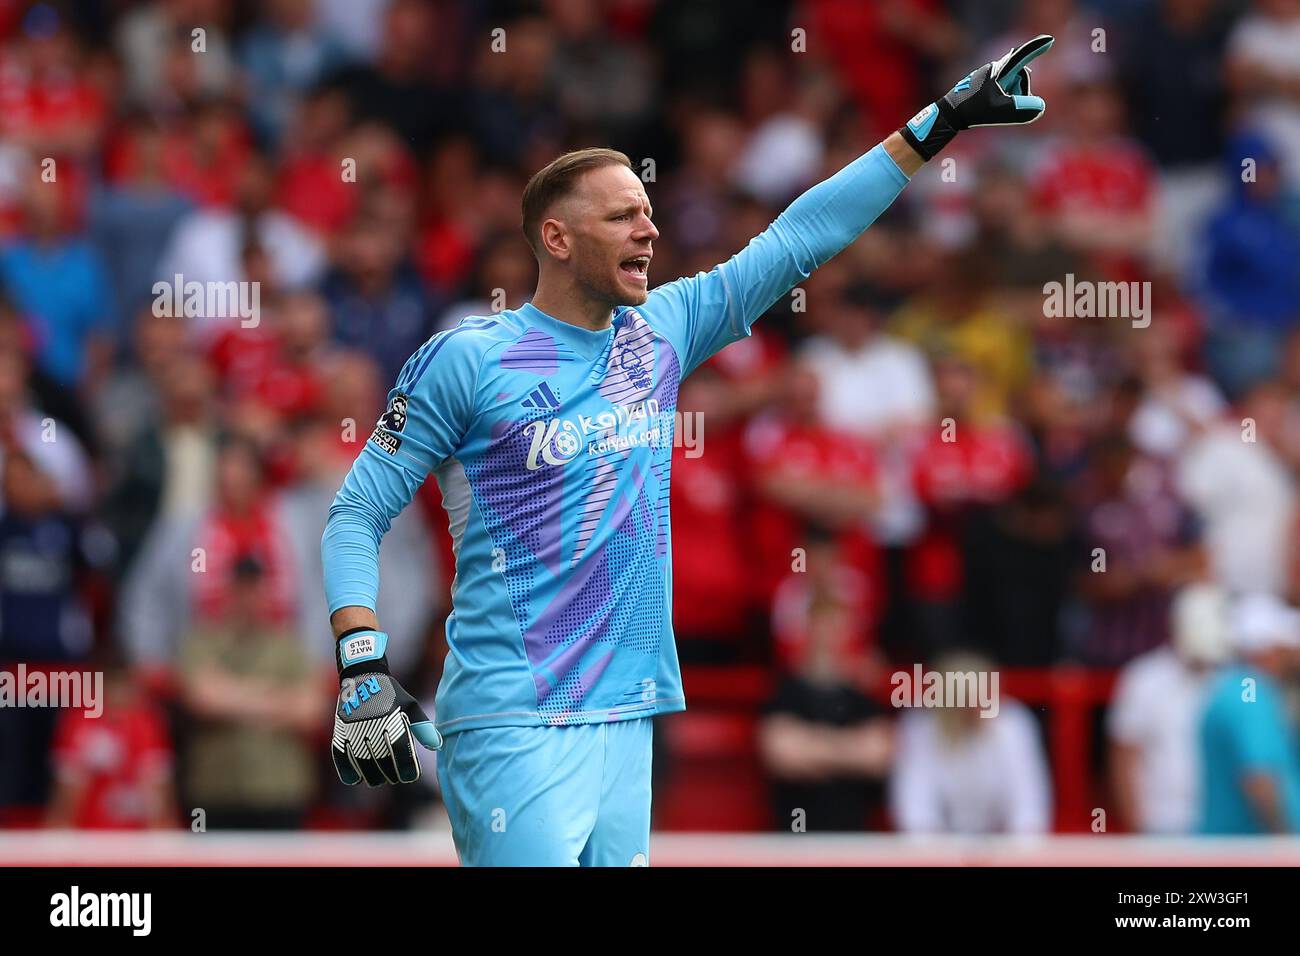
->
xmin=900 ymin=34 xmax=1054 ymax=161
xmin=331 ymin=628 xmax=442 ymax=787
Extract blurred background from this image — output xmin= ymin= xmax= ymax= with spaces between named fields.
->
xmin=1 ymin=0 xmax=1300 ymax=854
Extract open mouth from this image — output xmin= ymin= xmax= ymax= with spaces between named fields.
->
xmin=620 ymin=256 xmax=650 ymax=282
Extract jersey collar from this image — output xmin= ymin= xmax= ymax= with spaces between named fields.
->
xmin=519 ymin=301 xmax=616 ymax=361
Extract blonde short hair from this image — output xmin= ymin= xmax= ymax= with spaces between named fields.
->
xmin=520 ymin=148 xmax=633 ymax=257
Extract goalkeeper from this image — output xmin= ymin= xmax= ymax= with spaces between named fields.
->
xmin=321 ymin=36 xmax=1053 ymax=865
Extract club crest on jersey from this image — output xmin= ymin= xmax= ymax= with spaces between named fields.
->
xmin=524 ymin=418 xmax=583 ymax=470
xmin=370 ymin=393 xmax=408 ymax=456
xmin=616 ymin=341 xmax=652 ymax=390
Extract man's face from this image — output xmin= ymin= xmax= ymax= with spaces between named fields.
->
xmin=545 ymin=164 xmax=658 ymax=307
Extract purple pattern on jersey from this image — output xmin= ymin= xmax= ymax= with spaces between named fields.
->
xmin=649 ymin=334 xmax=681 ymax=416
xmin=573 ymin=457 xmax=618 ymax=567
xmin=459 ymin=312 xmax=686 ymax=720
xmin=650 ymin=457 xmax=670 ymax=558
xmin=579 ymin=648 xmax=616 ymax=696
xmin=471 ymin=418 xmax=566 ymax=571
xmin=544 ymin=648 xmax=618 ymax=724
xmin=538 ymin=473 xmax=565 ymax=576
xmin=648 ymin=343 xmax=680 ymax=558
xmin=500 ymin=327 xmax=561 ymax=374
xmin=530 ymin=557 xmax=611 ymax=702
xmin=566 ymin=309 xmax=675 ymax=565
xmin=528 ymin=463 xmax=646 ymax=701
xmin=600 ymin=310 xmax=658 ymax=404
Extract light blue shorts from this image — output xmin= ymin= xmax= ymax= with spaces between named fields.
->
xmin=437 ymin=717 xmax=653 ymax=866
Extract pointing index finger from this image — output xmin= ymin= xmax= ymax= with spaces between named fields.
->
xmin=996 ymin=34 xmax=1055 ymax=87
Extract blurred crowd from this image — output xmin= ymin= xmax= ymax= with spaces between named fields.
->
xmin=1 ymin=0 xmax=1300 ymax=835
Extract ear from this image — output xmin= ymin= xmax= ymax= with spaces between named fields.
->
xmin=540 ymin=218 xmax=570 ymax=261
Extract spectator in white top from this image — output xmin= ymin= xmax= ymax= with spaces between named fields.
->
xmin=115 ymin=0 xmax=237 ymax=113
xmin=733 ymin=61 xmax=835 ymax=206
xmin=1108 ymin=583 xmax=1231 ymax=834
xmin=1177 ymin=381 xmax=1296 ymax=596
xmin=1128 ymin=321 xmax=1226 ymax=459
xmin=890 ymin=651 xmax=1052 ymax=834
xmin=157 ymin=153 xmax=326 ymax=321
xmin=1226 ymin=0 xmax=1300 ymax=190
xmin=314 ymin=0 xmax=392 ymax=64
xmin=0 ymin=375 xmax=93 ymax=517
xmin=0 ymin=346 xmax=97 ymax=663
xmin=799 ymin=274 xmax=935 ymax=547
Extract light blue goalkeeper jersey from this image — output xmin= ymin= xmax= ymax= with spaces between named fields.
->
xmin=322 ymin=143 xmax=909 ymax=736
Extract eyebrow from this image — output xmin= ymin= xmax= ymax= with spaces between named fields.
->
xmin=613 ymin=199 xmax=652 ymax=218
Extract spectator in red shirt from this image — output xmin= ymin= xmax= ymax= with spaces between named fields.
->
xmin=187 ymin=439 xmax=298 ymax=626
xmin=744 ymin=360 xmax=883 ymax=607
xmin=670 ymin=364 xmax=758 ymax=664
xmin=908 ymin=354 xmax=1034 ymax=656
xmin=1031 ymin=77 xmax=1156 ymax=278
xmin=770 ymin=522 xmax=881 ymax=676
xmin=274 ymin=87 xmax=361 ymax=238
xmin=209 ymin=285 xmax=334 ymax=489
xmin=796 ymin=0 xmax=960 ymax=143
xmin=759 ymin=525 xmax=894 ymax=831
xmin=159 ymin=100 xmax=253 ymax=210
xmin=0 ymin=3 xmax=107 ymax=159
xmin=913 ymin=354 xmax=1035 ymax=511
xmin=415 ymin=136 xmax=484 ymax=294
xmin=119 ymin=436 xmax=302 ymax=682
xmin=46 ymin=651 xmax=176 ymax=830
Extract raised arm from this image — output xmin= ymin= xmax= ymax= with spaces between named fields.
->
xmin=643 ymin=35 xmax=1054 ymax=377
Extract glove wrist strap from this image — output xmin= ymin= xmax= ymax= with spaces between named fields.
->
xmin=899 ymin=99 xmax=960 ymax=161
xmin=336 ymin=627 xmax=390 ymax=678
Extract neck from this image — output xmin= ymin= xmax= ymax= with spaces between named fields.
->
xmin=531 ymin=272 xmax=617 ymax=332
xmin=804 ymin=644 xmax=841 ymax=685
